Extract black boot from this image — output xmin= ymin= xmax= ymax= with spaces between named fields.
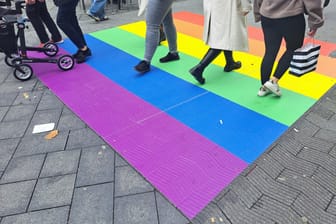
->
xmin=189 ymin=48 xmax=221 ymax=84
xmin=223 ymin=50 xmax=241 ymax=72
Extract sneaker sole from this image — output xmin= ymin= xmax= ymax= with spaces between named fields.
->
xmin=87 ymin=13 xmax=100 ymax=22
xmin=264 ymin=83 xmax=282 ymax=96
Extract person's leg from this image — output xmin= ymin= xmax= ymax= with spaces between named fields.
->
xmin=134 ymin=0 xmax=174 ymax=73
xmin=88 ymin=0 xmax=107 ymax=19
xmin=25 ymin=3 xmax=50 ymax=44
xmin=260 ymin=16 xmax=283 ymax=85
xmin=144 ymin=0 xmax=174 ymax=62
xmin=57 ymin=0 xmax=91 ymax=63
xmin=272 ymin=14 xmax=305 ymax=80
xmin=223 ymin=50 xmax=241 ymax=72
xmin=189 ymin=48 xmax=221 ymax=84
xmin=159 ymin=7 xmax=179 ymax=63
xmin=57 ymin=0 xmax=86 ymax=49
xmin=38 ymin=1 xmax=62 ymax=42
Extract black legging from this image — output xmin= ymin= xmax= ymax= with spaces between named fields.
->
xmin=260 ymin=14 xmax=306 ymax=84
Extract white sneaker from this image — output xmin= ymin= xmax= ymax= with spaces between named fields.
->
xmin=257 ymin=86 xmax=271 ymax=97
xmin=264 ymin=80 xmax=282 ymax=96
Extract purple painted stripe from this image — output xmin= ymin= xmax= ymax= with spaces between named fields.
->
xmin=30 ymin=52 xmax=248 ymax=218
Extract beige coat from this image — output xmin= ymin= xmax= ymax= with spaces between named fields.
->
xmin=203 ymin=0 xmax=252 ymax=51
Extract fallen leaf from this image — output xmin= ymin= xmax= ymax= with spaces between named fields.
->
xmin=45 ymin=130 xmax=59 ymax=140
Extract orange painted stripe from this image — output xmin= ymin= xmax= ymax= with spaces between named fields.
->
xmin=174 ymin=18 xmax=336 ymax=78
xmin=174 ymin=11 xmax=336 ymax=56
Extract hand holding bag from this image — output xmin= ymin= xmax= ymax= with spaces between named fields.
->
xmin=289 ymin=39 xmax=321 ymax=77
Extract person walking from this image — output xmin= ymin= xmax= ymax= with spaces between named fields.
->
xmin=254 ymin=0 xmax=324 ymax=97
xmin=25 ymin=0 xmax=63 ymax=46
xmin=54 ymin=0 xmax=92 ymax=63
xmin=87 ymin=0 xmax=109 ymax=22
xmin=134 ymin=0 xmax=179 ymax=74
xmin=189 ymin=0 xmax=252 ymax=85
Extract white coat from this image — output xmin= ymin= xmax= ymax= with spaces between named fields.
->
xmin=203 ymin=0 xmax=252 ymax=51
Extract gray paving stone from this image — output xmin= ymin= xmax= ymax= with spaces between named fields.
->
xmin=269 ymin=144 xmax=318 ymax=176
xmin=0 ymin=120 xmax=30 ymax=139
xmin=66 ymin=128 xmax=106 ymax=150
xmin=298 ymin=147 xmax=336 ymax=175
xmin=324 ymin=98 xmax=336 ymax=113
xmin=57 ymin=113 xmax=86 ymax=131
xmin=37 ymin=91 xmax=64 ymax=111
xmin=307 ymin=113 xmax=336 ymax=132
xmin=329 ymin=145 xmax=336 ymax=158
xmin=25 ymin=109 xmax=62 ymax=136
xmin=217 ymin=190 xmax=274 ymax=224
xmin=192 ymin=202 xmax=229 ymax=224
xmin=312 ymin=167 xmax=336 ymax=195
xmin=256 ymin=153 xmax=284 ymax=179
xmin=0 ymin=206 xmax=69 ymax=224
xmin=114 ymin=192 xmax=158 ymax=224
xmin=327 ymin=197 xmax=336 ymax=215
xmin=278 ymin=169 xmax=333 ymax=210
xmin=2 ymin=104 xmax=37 ymax=122
xmin=315 ymin=129 xmax=336 ymax=144
xmin=12 ymin=90 xmax=43 ymax=106
xmin=40 ymin=149 xmax=81 ymax=178
xmin=275 ymin=134 xmax=304 ymax=155
xmin=292 ymin=193 xmax=336 ymax=224
xmin=14 ymin=131 xmax=68 ymax=157
xmin=227 ymin=176 xmax=262 ymax=208
xmin=0 ymin=138 xmax=20 ymax=171
xmin=68 ymin=183 xmax=113 ymax=224
xmin=309 ymin=103 xmax=335 ymax=120
xmin=304 ymin=112 xmax=330 ymax=130
xmin=76 ymin=146 xmax=114 ymax=187
xmin=246 ymin=166 xmax=299 ymax=206
xmin=299 ymin=136 xmax=335 ymax=153
xmin=155 ymin=192 xmax=189 ymax=224
xmin=60 ymin=107 xmax=75 ymax=115
xmin=0 ymin=180 xmax=36 ymax=216
xmin=252 ymin=195 xmax=302 ymax=224
xmin=0 ymin=106 xmax=8 ymax=122
xmin=0 ymin=80 xmax=37 ymax=94
xmin=0 ymin=154 xmax=45 ymax=184
xmin=0 ymin=69 xmax=11 ymax=83
xmin=291 ymin=119 xmax=320 ymax=137
xmin=29 ymin=174 xmax=76 ymax=211
xmin=0 ymin=92 xmax=17 ymax=106
xmin=115 ymin=153 xmax=129 ymax=167
xmin=115 ymin=165 xmax=153 ymax=197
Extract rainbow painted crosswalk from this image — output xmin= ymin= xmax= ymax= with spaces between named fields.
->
xmin=30 ymin=12 xmax=336 ymax=219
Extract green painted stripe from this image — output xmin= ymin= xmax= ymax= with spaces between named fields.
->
xmin=90 ymin=27 xmax=316 ymax=126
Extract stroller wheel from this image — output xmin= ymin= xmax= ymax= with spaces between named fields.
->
xmin=57 ymin=55 xmax=75 ymax=71
xmin=44 ymin=43 xmax=59 ymax=57
xmin=5 ymin=54 xmax=21 ymax=67
xmin=13 ymin=64 xmax=33 ymax=81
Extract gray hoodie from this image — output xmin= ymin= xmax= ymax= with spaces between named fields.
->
xmin=253 ymin=0 xmax=324 ymax=30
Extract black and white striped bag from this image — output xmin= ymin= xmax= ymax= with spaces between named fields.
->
xmin=289 ymin=43 xmax=321 ymax=77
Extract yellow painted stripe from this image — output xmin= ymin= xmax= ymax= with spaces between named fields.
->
xmin=119 ymin=21 xmax=335 ymax=100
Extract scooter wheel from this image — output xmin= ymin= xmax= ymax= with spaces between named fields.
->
xmin=58 ymin=55 xmax=75 ymax=71
xmin=5 ymin=54 xmax=21 ymax=67
xmin=13 ymin=64 xmax=33 ymax=81
xmin=44 ymin=43 xmax=59 ymax=57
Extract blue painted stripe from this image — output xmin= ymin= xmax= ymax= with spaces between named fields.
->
xmin=61 ymin=35 xmax=287 ymax=163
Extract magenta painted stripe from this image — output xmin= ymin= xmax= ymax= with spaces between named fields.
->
xmin=30 ymin=52 xmax=247 ymax=218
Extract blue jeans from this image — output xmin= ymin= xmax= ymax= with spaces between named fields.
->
xmin=88 ymin=0 xmax=107 ymax=19
xmin=56 ymin=0 xmax=87 ymax=50
xmin=144 ymin=0 xmax=177 ymax=62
